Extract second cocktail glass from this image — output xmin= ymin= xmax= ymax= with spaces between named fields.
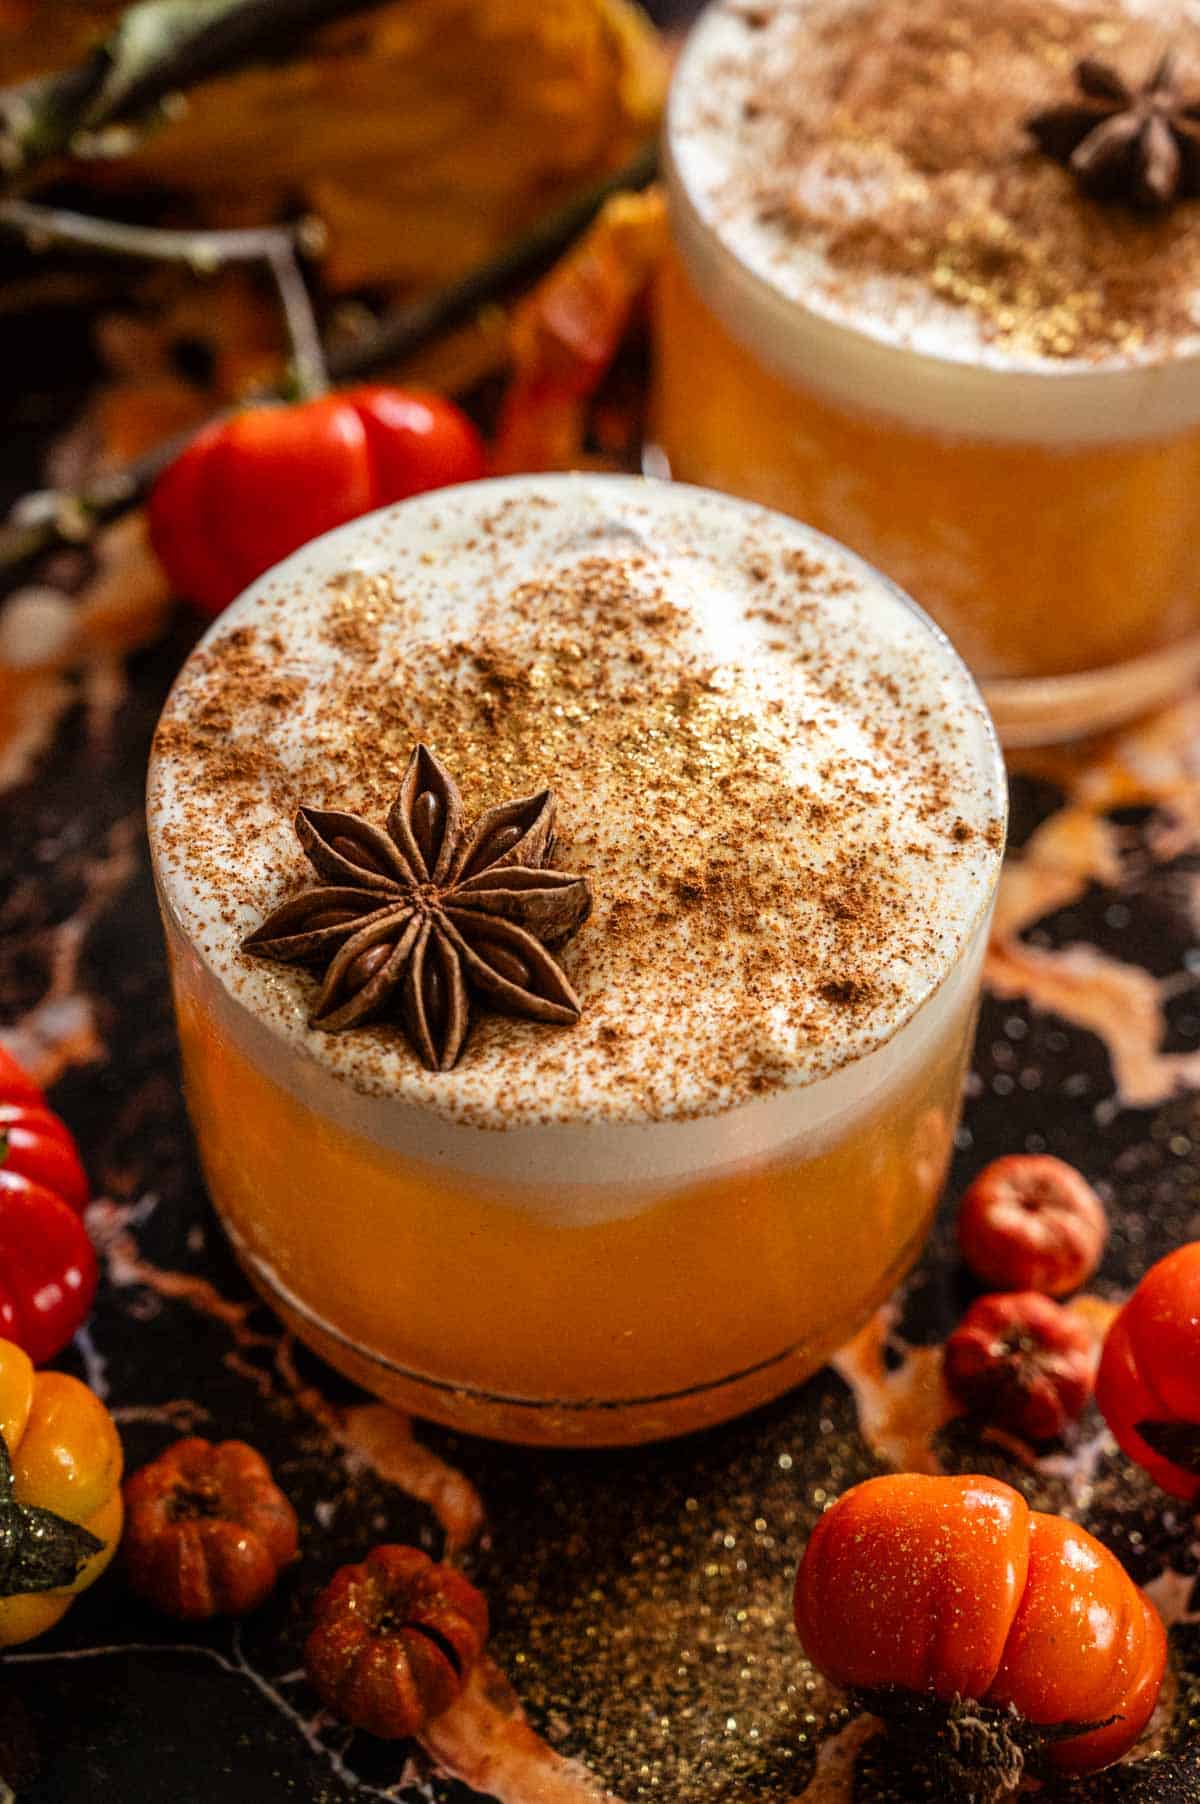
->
xmin=655 ymin=0 xmax=1200 ymax=744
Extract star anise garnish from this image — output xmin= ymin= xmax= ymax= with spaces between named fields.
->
xmin=243 ymin=745 xmax=592 ymax=1071
xmin=1027 ymin=52 xmax=1200 ymax=209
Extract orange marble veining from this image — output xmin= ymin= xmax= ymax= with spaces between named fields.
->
xmin=0 ymin=514 xmax=172 ymax=803
xmin=988 ymin=939 xmax=1200 ymax=1106
xmin=789 ymin=1717 xmax=881 ymax=1804
xmin=830 ymin=1307 xmax=955 ymax=1477
xmin=989 ymin=694 xmax=1200 ymax=1109
xmin=422 ymin=1661 xmax=624 ymax=1804
xmin=332 ymin=1403 xmax=485 ymax=1557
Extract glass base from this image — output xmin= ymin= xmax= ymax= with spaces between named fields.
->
xmin=983 ymin=631 xmax=1200 ymax=748
xmin=227 ymin=1216 xmax=929 ymax=1447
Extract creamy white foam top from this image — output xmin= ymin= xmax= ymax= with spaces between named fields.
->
xmin=148 ymin=474 xmax=1004 ymax=1134
xmin=668 ymin=0 xmax=1200 ymax=442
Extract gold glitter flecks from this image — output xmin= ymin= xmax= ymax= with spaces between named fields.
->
xmin=152 ymin=488 xmax=1001 ymax=1126
xmin=478 ymin=1399 xmax=874 ymax=1802
xmin=320 ymin=569 xmax=403 ymax=658
xmin=708 ymin=0 xmax=1200 ymax=361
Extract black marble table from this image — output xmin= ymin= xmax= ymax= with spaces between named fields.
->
xmin=0 ymin=42 xmax=1198 ymax=1786
xmin=0 ymin=574 xmax=1198 ymax=1804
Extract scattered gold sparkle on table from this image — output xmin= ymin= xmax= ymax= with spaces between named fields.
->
xmin=476 ymin=1398 xmax=872 ymax=1800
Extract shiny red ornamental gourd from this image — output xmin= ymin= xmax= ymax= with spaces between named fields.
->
xmin=0 ymin=1049 xmax=96 ymax=1365
xmin=1096 ymin=1242 xmax=1200 ymax=1501
xmin=0 ymin=1100 xmax=88 ymax=1210
xmin=794 ymin=1473 xmax=1166 ymax=1777
xmin=148 ymin=386 xmax=487 ymax=618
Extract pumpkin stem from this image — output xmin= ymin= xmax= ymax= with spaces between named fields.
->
xmin=938 ymin=1697 xmax=1027 ymax=1802
xmin=0 ymin=1426 xmax=103 ymax=1597
xmin=855 ymin=1689 xmax=1116 ymax=1802
xmin=857 ymin=1690 xmax=1026 ymax=1802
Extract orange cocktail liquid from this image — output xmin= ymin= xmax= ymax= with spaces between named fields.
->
xmin=168 ymin=926 xmax=980 ymax=1446
xmin=654 ymin=251 xmax=1200 ymax=702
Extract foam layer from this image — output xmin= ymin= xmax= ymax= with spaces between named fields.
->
xmin=668 ymin=0 xmax=1200 ymax=442
xmin=148 ymin=474 xmax=1004 ymax=1134
xmin=169 ymin=917 xmax=986 ymax=1206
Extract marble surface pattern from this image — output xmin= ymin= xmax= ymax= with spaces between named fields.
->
xmin=1 ymin=583 xmax=1200 ymax=1801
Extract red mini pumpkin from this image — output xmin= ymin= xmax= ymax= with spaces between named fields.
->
xmin=149 ymin=386 xmax=486 ymax=617
xmin=958 ymin=1155 xmax=1107 ymax=1296
xmin=943 ymin=1291 xmax=1095 ymax=1442
xmin=1096 ymin=1242 xmax=1200 ymax=1502
xmin=795 ymin=1473 xmax=1165 ymax=1777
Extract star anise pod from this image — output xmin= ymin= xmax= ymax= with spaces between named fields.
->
xmin=1027 ymin=52 xmax=1200 ymax=209
xmin=242 ymin=746 xmax=591 ymax=1072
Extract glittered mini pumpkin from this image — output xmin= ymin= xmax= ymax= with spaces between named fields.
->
xmin=306 ymin=1544 xmax=488 ymax=1739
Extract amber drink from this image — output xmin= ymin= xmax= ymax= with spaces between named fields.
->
xmin=148 ymin=475 xmax=1004 ymax=1444
xmin=656 ymin=0 xmax=1200 ymax=744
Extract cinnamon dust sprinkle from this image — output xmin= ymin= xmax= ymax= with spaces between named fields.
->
xmin=684 ymin=0 xmax=1200 ymax=359
xmin=149 ymin=481 xmax=1003 ymax=1127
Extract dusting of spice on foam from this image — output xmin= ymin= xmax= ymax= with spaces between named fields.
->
xmin=149 ymin=475 xmax=1003 ymax=1129
xmin=674 ymin=0 xmax=1200 ymax=363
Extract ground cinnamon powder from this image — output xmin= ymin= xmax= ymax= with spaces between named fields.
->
xmin=151 ymin=486 xmax=1003 ymax=1127
xmin=696 ymin=0 xmax=1200 ymax=359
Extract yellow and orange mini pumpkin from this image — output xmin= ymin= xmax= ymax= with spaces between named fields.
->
xmin=0 ymin=1336 xmax=123 ymax=1645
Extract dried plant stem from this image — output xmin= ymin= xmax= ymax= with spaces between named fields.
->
xmin=0 ymin=199 xmax=327 ymax=397
xmin=264 ymin=241 xmax=328 ymax=401
xmin=0 ymin=140 xmax=659 ymax=584
xmin=0 ymin=0 xmax=389 ymax=185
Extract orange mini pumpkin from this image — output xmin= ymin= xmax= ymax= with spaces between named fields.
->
xmin=123 ymin=1437 xmax=299 ymax=1620
xmin=306 ymin=1545 xmax=488 ymax=1739
xmin=795 ymin=1473 xmax=1165 ymax=1777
